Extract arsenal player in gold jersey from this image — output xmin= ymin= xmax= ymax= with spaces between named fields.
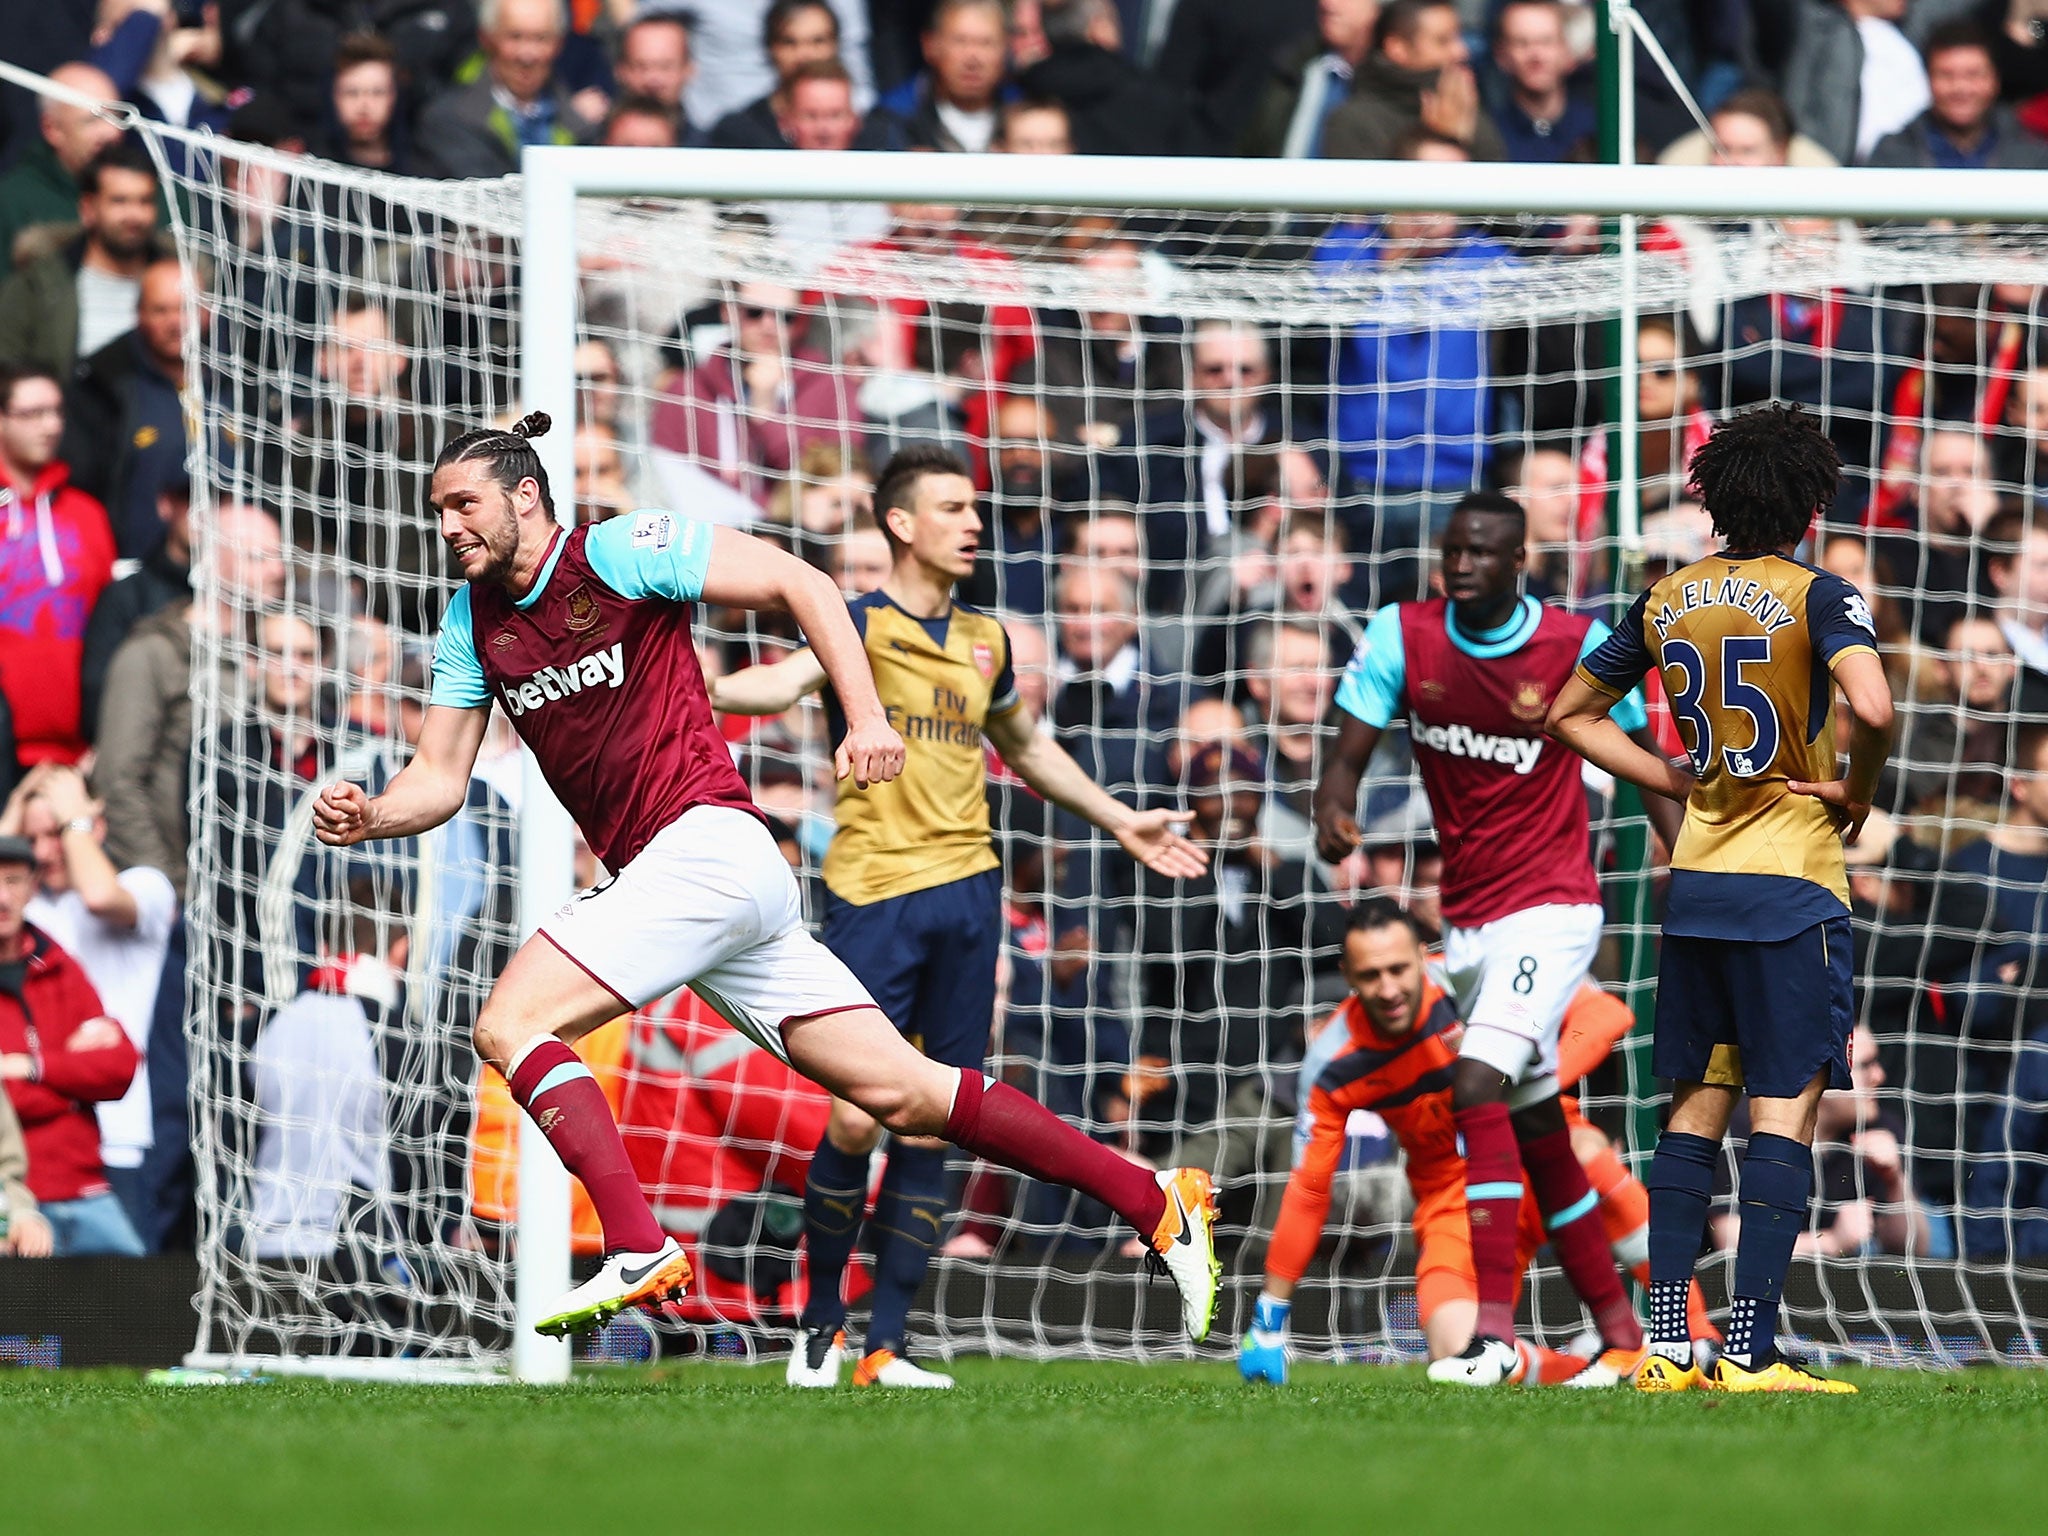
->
xmin=717 ymin=445 xmax=1208 ymax=1388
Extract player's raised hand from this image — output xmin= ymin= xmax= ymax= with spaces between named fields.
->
xmin=313 ymin=781 xmax=373 ymax=846
xmin=1114 ymin=809 xmax=1208 ymax=880
xmin=835 ymin=718 xmax=906 ymax=790
xmin=1312 ymin=801 xmax=1361 ymax=866
xmin=1786 ymin=776 xmax=1872 ymax=845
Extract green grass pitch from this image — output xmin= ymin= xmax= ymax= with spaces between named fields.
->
xmin=4 ymin=1360 xmax=2041 ymax=1535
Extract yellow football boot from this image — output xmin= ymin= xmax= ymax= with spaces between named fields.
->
xmin=1634 ymin=1352 xmax=1706 ymax=1392
xmin=1710 ymin=1356 xmax=1857 ymax=1394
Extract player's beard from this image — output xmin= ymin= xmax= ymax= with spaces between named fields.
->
xmin=466 ymin=499 xmax=523 ymax=587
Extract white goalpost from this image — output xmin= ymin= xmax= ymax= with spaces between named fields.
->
xmin=11 ymin=53 xmax=2048 ymax=1381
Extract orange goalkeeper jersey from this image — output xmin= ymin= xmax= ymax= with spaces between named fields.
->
xmin=1265 ymin=978 xmax=1637 ymax=1288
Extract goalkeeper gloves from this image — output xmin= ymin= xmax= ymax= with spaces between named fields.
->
xmin=1237 ymin=1293 xmax=1290 ymax=1384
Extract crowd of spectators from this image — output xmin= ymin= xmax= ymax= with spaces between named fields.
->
xmin=2 ymin=0 xmax=2048 ymax=1305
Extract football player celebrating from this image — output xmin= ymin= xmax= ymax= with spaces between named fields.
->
xmin=1313 ymin=491 xmax=1680 ymax=1387
xmin=717 ymin=445 xmax=1207 ymax=1388
xmin=1549 ymin=403 xmax=1894 ymax=1392
xmin=314 ymin=417 xmax=1222 ymax=1342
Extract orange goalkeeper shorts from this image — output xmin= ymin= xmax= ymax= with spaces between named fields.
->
xmin=1411 ymin=1189 xmax=1548 ymax=1327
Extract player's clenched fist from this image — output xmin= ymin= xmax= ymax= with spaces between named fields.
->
xmin=834 ymin=719 xmax=906 ymax=789
xmin=313 ymin=781 xmax=373 ymax=846
xmin=1312 ymin=802 xmax=1361 ymax=865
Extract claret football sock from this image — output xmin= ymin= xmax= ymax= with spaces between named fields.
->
xmin=1453 ymin=1101 xmax=1525 ymax=1343
xmin=1519 ymin=1123 xmax=1643 ymax=1351
xmin=1727 ymin=1132 xmax=1814 ymax=1367
xmin=863 ymin=1144 xmax=950 ymax=1355
xmin=943 ymin=1070 xmax=1167 ymax=1235
xmin=505 ymin=1035 xmax=666 ymax=1254
xmin=800 ymin=1135 xmax=871 ymax=1334
xmin=1644 ymin=1131 xmax=1720 ymax=1365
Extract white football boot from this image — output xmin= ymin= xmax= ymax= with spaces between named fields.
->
xmin=786 ymin=1326 xmax=848 ymax=1388
xmin=1150 ymin=1168 xmax=1222 ymax=1343
xmin=852 ymin=1348 xmax=956 ymax=1388
xmin=534 ymin=1238 xmax=692 ymax=1337
xmin=1426 ymin=1335 xmax=1522 ymax=1386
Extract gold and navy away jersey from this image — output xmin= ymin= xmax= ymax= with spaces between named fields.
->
xmin=822 ymin=592 xmax=1020 ymax=906
xmin=1577 ymin=551 xmax=1880 ymax=941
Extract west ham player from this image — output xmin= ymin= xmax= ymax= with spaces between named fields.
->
xmin=714 ymin=446 xmax=1209 ymax=1389
xmin=1236 ymin=900 xmax=1717 ymax=1386
xmin=1312 ymin=491 xmax=1680 ymax=1387
xmin=1550 ymin=403 xmax=1894 ymax=1393
xmin=312 ymin=416 xmax=1221 ymax=1341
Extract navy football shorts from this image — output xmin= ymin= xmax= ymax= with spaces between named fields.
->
xmin=820 ymin=867 xmax=1003 ymax=1069
xmin=1654 ymin=915 xmax=1854 ymax=1100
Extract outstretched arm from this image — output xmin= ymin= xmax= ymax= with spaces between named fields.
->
xmin=314 ymin=704 xmax=489 ymax=846
xmin=1262 ymin=1100 xmax=1347 ymax=1302
xmin=710 ymin=647 xmax=827 ymax=716
xmin=1547 ymin=674 xmax=1696 ymax=804
xmin=698 ymin=526 xmax=903 ymax=787
xmin=983 ymin=703 xmax=1207 ymax=880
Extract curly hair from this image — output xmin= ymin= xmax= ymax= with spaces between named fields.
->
xmin=1685 ymin=401 xmax=1840 ymax=551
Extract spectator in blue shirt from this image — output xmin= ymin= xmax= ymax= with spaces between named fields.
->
xmin=1489 ymin=0 xmax=1595 ymax=164
xmin=1313 ymin=129 xmax=1515 ymax=581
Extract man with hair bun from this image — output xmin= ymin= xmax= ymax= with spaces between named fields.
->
xmin=316 ymin=421 xmax=1225 ymax=1345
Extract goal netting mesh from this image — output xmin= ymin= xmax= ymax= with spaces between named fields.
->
xmin=122 ymin=110 xmax=2048 ymax=1370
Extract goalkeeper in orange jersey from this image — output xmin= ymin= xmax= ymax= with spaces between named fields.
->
xmin=1238 ymin=898 xmax=1715 ymax=1384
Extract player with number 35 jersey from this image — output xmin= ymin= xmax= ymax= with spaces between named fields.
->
xmin=1551 ymin=402 xmax=1895 ymax=1393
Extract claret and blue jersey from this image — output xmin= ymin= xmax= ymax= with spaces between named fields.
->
xmin=1333 ymin=594 xmax=1648 ymax=929
xmin=1336 ymin=595 xmax=1649 ymax=737
xmin=427 ymin=510 xmax=758 ymax=872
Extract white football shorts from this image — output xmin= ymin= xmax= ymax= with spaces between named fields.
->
xmin=538 ymin=804 xmax=874 ymax=1061
xmin=1441 ymin=902 xmax=1604 ymax=1105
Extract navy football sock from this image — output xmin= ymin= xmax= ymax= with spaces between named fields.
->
xmin=799 ymin=1135 xmax=871 ymax=1334
xmin=1727 ymin=1132 xmax=1814 ymax=1366
xmin=862 ymin=1144 xmax=951 ymax=1356
xmin=1644 ymin=1131 xmax=1719 ymax=1364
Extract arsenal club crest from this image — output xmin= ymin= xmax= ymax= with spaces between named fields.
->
xmin=972 ymin=642 xmax=995 ymax=679
xmin=1511 ymin=679 xmax=1549 ymax=722
xmin=564 ymin=584 xmax=601 ymax=633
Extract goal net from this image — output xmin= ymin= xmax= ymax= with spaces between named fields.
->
xmin=111 ymin=101 xmax=2048 ymax=1370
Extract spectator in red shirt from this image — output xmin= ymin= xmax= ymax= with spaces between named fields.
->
xmin=647 ymin=282 xmax=859 ymax=509
xmin=0 ymin=364 xmax=117 ymax=768
xmin=0 ymin=832 xmax=142 ymax=1256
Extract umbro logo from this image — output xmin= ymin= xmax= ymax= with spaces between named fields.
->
xmin=537 ymin=1107 xmax=564 ymax=1132
xmin=491 ymin=630 xmax=516 ymax=651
